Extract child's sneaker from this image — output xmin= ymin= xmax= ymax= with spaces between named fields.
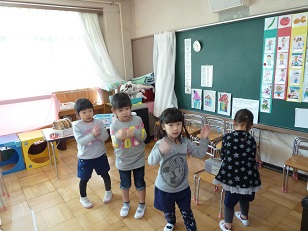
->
xmin=120 ymin=204 xmax=130 ymax=217
xmin=235 ymin=211 xmax=249 ymax=226
xmin=164 ymin=223 xmax=174 ymax=231
xmin=80 ymin=197 xmax=93 ymax=209
xmin=134 ymin=204 xmax=146 ymax=219
xmin=219 ymin=220 xmax=232 ymax=231
xmin=103 ymin=190 xmax=112 ymax=204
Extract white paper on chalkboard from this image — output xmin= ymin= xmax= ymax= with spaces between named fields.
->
xmin=232 ymin=98 xmax=259 ymax=124
xmin=295 ymin=108 xmax=308 ymax=129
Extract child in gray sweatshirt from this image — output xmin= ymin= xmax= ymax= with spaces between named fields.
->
xmin=110 ymin=93 xmax=147 ymax=219
xmin=73 ymin=98 xmax=112 ymax=209
xmin=148 ymin=108 xmax=210 ymax=231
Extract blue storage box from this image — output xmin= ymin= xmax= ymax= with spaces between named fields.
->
xmin=94 ymin=114 xmax=114 ymax=128
xmin=131 ymin=98 xmax=142 ymax=105
xmin=0 ymin=133 xmax=26 ymax=175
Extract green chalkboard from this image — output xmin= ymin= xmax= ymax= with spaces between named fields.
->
xmin=175 ymin=18 xmax=308 ymax=132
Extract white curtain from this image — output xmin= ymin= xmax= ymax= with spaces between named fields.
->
xmin=153 ymin=31 xmax=178 ymax=117
xmin=78 ymin=13 xmax=123 ymax=89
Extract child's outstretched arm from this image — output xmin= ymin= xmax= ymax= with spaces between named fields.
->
xmin=187 ymin=125 xmax=210 ymax=158
xmin=200 ymin=124 xmax=210 ymax=139
xmin=148 ymin=139 xmax=168 ymax=165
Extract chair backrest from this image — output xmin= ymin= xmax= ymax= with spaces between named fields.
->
xmin=183 ymin=114 xmax=206 ymax=138
xmin=205 ymin=117 xmax=225 ymax=135
xmin=225 ymin=120 xmax=234 ymax=134
xmin=184 ymin=113 xmax=206 ymax=127
xmin=207 ymin=135 xmax=224 ymax=159
xmin=250 ymin=127 xmax=261 ymax=146
xmin=293 ymin=137 xmax=308 ymax=156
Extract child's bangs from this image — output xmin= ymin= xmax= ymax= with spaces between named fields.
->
xmin=163 ymin=112 xmax=183 ymax=124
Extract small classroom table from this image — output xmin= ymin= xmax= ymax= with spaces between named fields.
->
xmin=41 ymin=128 xmax=74 ymax=179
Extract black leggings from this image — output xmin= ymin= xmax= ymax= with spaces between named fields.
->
xmin=164 ymin=209 xmax=197 ymax=231
xmin=224 ymin=199 xmax=250 ymax=223
xmin=79 ymin=172 xmax=111 ymax=197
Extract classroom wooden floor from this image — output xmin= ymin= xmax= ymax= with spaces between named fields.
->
xmin=0 ymin=138 xmax=306 ymax=231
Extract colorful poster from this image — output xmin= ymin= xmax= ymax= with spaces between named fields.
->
xmin=260 ymin=16 xmax=278 ymax=113
xmin=286 ymin=12 xmax=308 ymax=102
xmin=184 ymin=38 xmax=192 ymax=94
xmin=273 ymin=14 xmax=292 ymax=100
xmin=203 ymin=90 xmax=216 ymax=112
xmin=191 ymin=89 xmax=202 ymax=109
xmin=217 ymin=92 xmax=231 ymax=116
xmin=261 ymin=83 xmax=272 ymax=98
xmin=273 ymin=84 xmax=286 ymax=99
xmin=260 ymin=97 xmax=271 ymax=113
xmin=303 ymin=51 xmax=308 ymax=102
xmin=274 ymin=68 xmax=287 ymax=84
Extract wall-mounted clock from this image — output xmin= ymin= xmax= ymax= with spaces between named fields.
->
xmin=193 ymin=40 xmax=201 ymax=52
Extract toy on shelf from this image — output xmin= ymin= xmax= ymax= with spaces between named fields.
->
xmin=120 ymin=81 xmax=154 ymax=99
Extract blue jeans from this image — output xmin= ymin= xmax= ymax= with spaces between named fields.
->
xmin=119 ymin=166 xmax=146 ymax=190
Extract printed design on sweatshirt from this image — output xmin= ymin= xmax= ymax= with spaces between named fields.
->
xmin=110 ymin=119 xmax=146 ymax=149
xmin=160 ymin=153 xmax=187 ymax=188
xmin=84 ymin=128 xmax=99 ymax=145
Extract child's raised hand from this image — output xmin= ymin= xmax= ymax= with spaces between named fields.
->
xmin=158 ymin=139 xmax=171 ymax=155
xmin=126 ymin=126 xmax=135 ymax=138
xmin=116 ymin=129 xmax=127 ymax=140
xmin=92 ymin=124 xmax=101 ymax=137
xmin=200 ymin=124 xmax=210 ymax=139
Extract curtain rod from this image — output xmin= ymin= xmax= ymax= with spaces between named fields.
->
xmin=0 ymin=0 xmax=105 ymax=14
xmin=176 ymin=6 xmax=308 ymax=32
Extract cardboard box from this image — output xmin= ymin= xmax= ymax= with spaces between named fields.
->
xmin=205 ymin=158 xmax=222 ymax=175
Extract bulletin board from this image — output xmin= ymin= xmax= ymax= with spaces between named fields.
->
xmin=175 ymin=16 xmax=308 ymax=132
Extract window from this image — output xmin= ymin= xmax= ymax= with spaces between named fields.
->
xmin=0 ymin=7 xmax=103 ymax=100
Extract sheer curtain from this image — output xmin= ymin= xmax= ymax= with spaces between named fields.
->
xmin=153 ymin=31 xmax=178 ymax=117
xmin=78 ymin=13 xmax=123 ymax=88
xmin=0 ymin=7 xmax=122 ymax=101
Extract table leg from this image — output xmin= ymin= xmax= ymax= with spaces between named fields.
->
xmin=193 ymin=174 xmax=197 ymax=202
xmin=47 ymin=142 xmax=52 ymax=165
xmin=219 ymin=189 xmax=224 ymax=218
xmin=50 ymin=142 xmax=59 ymax=179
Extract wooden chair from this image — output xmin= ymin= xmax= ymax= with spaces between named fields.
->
xmin=282 ymin=137 xmax=308 ymax=192
xmin=251 ymin=127 xmax=263 ymax=167
xmin=193 ymin=134 xmax=224 ymax=217
xmin=154 ymin=121 xmax=160 ymax=141
xmin=193 ymin=169 xmax=224 ymax=218
xmin=204 ymin=117 xmax=225 ymax=158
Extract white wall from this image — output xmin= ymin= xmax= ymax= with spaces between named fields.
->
xmin=131 ymin=0 xmax=308 ymax=38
